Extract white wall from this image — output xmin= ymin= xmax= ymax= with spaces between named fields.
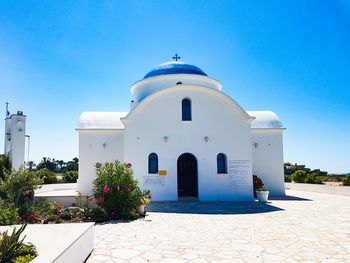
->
xmin=251 ymin=129 xmax=285 ymax=196
xmin=77 ymin=130 xmax=124 ymax=195
xmin=124 ymin=85 xmax=254 ymax=201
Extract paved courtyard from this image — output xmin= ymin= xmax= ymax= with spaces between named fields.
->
xmin=86 ymin=190 xmax=350 ymax=262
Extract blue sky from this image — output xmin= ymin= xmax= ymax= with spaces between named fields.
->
xmin=0 ymin=0 xmax=349 ymax=173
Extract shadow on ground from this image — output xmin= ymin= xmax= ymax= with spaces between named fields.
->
xmin=146 ymin=201 xmax=283 ymax=215
xmin=269 ymin=195 xmax=312 ymax=201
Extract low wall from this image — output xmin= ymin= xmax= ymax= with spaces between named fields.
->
xmin=35 ymin=183 xmax=77 ymax=194
xmin=0 ymin=223 xmax=94 ymax=263
xmin=34 ymin=183 xmax=78 ymax=207
xmin=285 ymin=182 xmax=350 ymax=196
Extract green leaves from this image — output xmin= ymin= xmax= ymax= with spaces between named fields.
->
xmin=0 ymin=224 xmax=26 ymax=263
xmin=0 ymin=155 xmax=11 ymax=181
xmin=92 ymin=161 xmax=142 ymax=220
xmin=0 ymin=207 xmax=19 ymax=225
xmin=34 ymin=169 xmax=58 ymax=184
xmin=0 ymin=168 xmax=43 ymax=214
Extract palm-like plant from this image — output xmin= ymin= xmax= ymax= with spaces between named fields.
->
xmin=0 ymin=224 xmax=27 ymax=263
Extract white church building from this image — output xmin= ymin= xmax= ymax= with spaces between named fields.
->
xmin=77 ymin=58 xmax=286 ymax=201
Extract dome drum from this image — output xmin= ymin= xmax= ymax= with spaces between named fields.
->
xmin=131 ymin=61 xmax=222 ymax=103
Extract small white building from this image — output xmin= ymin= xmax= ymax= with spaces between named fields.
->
xmin=77 ymin=60 xmax=285 ymax=201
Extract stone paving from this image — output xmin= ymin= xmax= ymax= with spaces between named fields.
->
xmin=86 ymin=190 xmax=350 ymax=262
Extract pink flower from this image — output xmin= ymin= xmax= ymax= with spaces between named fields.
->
xmin=115 ymin=184 xmax=120 ymax=191
xmin=124 ymin=186 xmax=131 ymax=193
xmin=103 ymin=186 xmax=110 ymax=193
xmin=148 ymin=194 xmax=152 ymax=200
xmin=98 ymin=197 xmax=105 ymax=204
xmin=126 ymin=163 xmax=132 ymax=168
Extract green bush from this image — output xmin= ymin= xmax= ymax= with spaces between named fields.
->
xmin=15 ymin=254 xmax=36 ymax=263
xmin=0 ymin=207 xmax=19 ymax=225
xmin=0 ymin=154 xmax=11 ymax=181
xmin=35 ymin=168 xmax=58 ymax=184
xmin=92 ymin=161 xmax=141 ymax=220
xmin=342 ymin=175 xmax=350 ymax=186
xmin=62 ymin=171 xmax=78 ymax=183
xmin=17 ymin=242 xmax=37 ymax=258
xmin=305 ymin=176 xmax=315 ymax=184
xmin=314 ymin=177 xmax=324 ymax=184
xmin=285 ymin=175 xmax=291 ymax=182
xmin=83 ymin=207 xmax=109 ymax=223
xmin=291 ymin=170 xmax=308 ymax=183
xmin=0 ymin=168 xmax=43 ymax=215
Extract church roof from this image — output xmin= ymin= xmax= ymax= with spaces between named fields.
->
xmin=144 ymin=61 xmax=208 ymax=79
xmin=76 ymin=112 xmax=128 ymax=130
xmin=247 ymin=111 xmax=284 ymax=129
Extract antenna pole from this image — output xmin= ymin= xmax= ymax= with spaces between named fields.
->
xmin=25 ymin=135 xmax=30 ymax=164
xmin=5 ymin=102 xmax=9 ymax=118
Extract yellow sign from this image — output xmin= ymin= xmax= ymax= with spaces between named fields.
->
xmin=158 ymin=170 xmax=167 ymax=176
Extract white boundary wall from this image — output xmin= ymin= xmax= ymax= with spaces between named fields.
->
xmin=285 ymin=183 xmax=350 ymax=196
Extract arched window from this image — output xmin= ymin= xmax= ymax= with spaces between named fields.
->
xmin=148 ymin=153 xmax=158 ymax=174
xmin=182 ymin=98 xmax=192 ymax=121
xmin=217 ymin=153 xmax=227 ymax=174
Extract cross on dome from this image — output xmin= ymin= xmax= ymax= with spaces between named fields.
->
xmin=172 ymin=54 xmax=181 ymax=61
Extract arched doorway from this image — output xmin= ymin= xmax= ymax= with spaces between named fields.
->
xmin=177 ymin=153 xmax=198 ymax=197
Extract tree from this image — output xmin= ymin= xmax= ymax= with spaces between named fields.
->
xmin=0 ymin=168 xmax=43 ymax=214
xmin=64 ymin=158 xmax=79 ymax=172
xmin=56 ymin=160 xmax=65 ymax=171
xmin=36 ymin=157 xmax=57 ymax=172
xmin=0 ymin=154 xmax=11 ymax=181
xmin=27 ymin=161 xmax=36 ymax=171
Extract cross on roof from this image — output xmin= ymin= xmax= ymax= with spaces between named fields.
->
xmin=172 ymin=54 xmax=181 ymax=61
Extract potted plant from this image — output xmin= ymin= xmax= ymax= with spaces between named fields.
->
xmin=137 ymin=190 xmax=151 ymax=215
xmin=256 ymin=187 xmax=269 ymax=202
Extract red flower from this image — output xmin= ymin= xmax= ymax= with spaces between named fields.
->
xmin=124 ymin=186 xmax=131 ymax=193
xmin=126 ymin=163 xmax=132 ymax=168
xmin=148 ymin=194 xmax=152 ymax=200
xmin=103 ymin=186 xmax=110 ymax=193
xmin=98 ymin=196 xmax=105 ymax=204
xmin=115 ymin=184 xmax=120 ymax=191
xmin=95 ymin=162 xmax=102 ymax=168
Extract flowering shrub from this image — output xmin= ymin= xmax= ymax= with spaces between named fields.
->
xmin=92 ymin=161 xmax=141 ymax=219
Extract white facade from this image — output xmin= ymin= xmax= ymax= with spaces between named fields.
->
xmin=4 ymin=111 xmax=27 ymax=170
xmin=77 ymin=61 xmax=286 ymax=200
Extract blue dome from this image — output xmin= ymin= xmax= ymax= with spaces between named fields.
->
xmin=144 ymin=61 xmax=208 ymax=79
